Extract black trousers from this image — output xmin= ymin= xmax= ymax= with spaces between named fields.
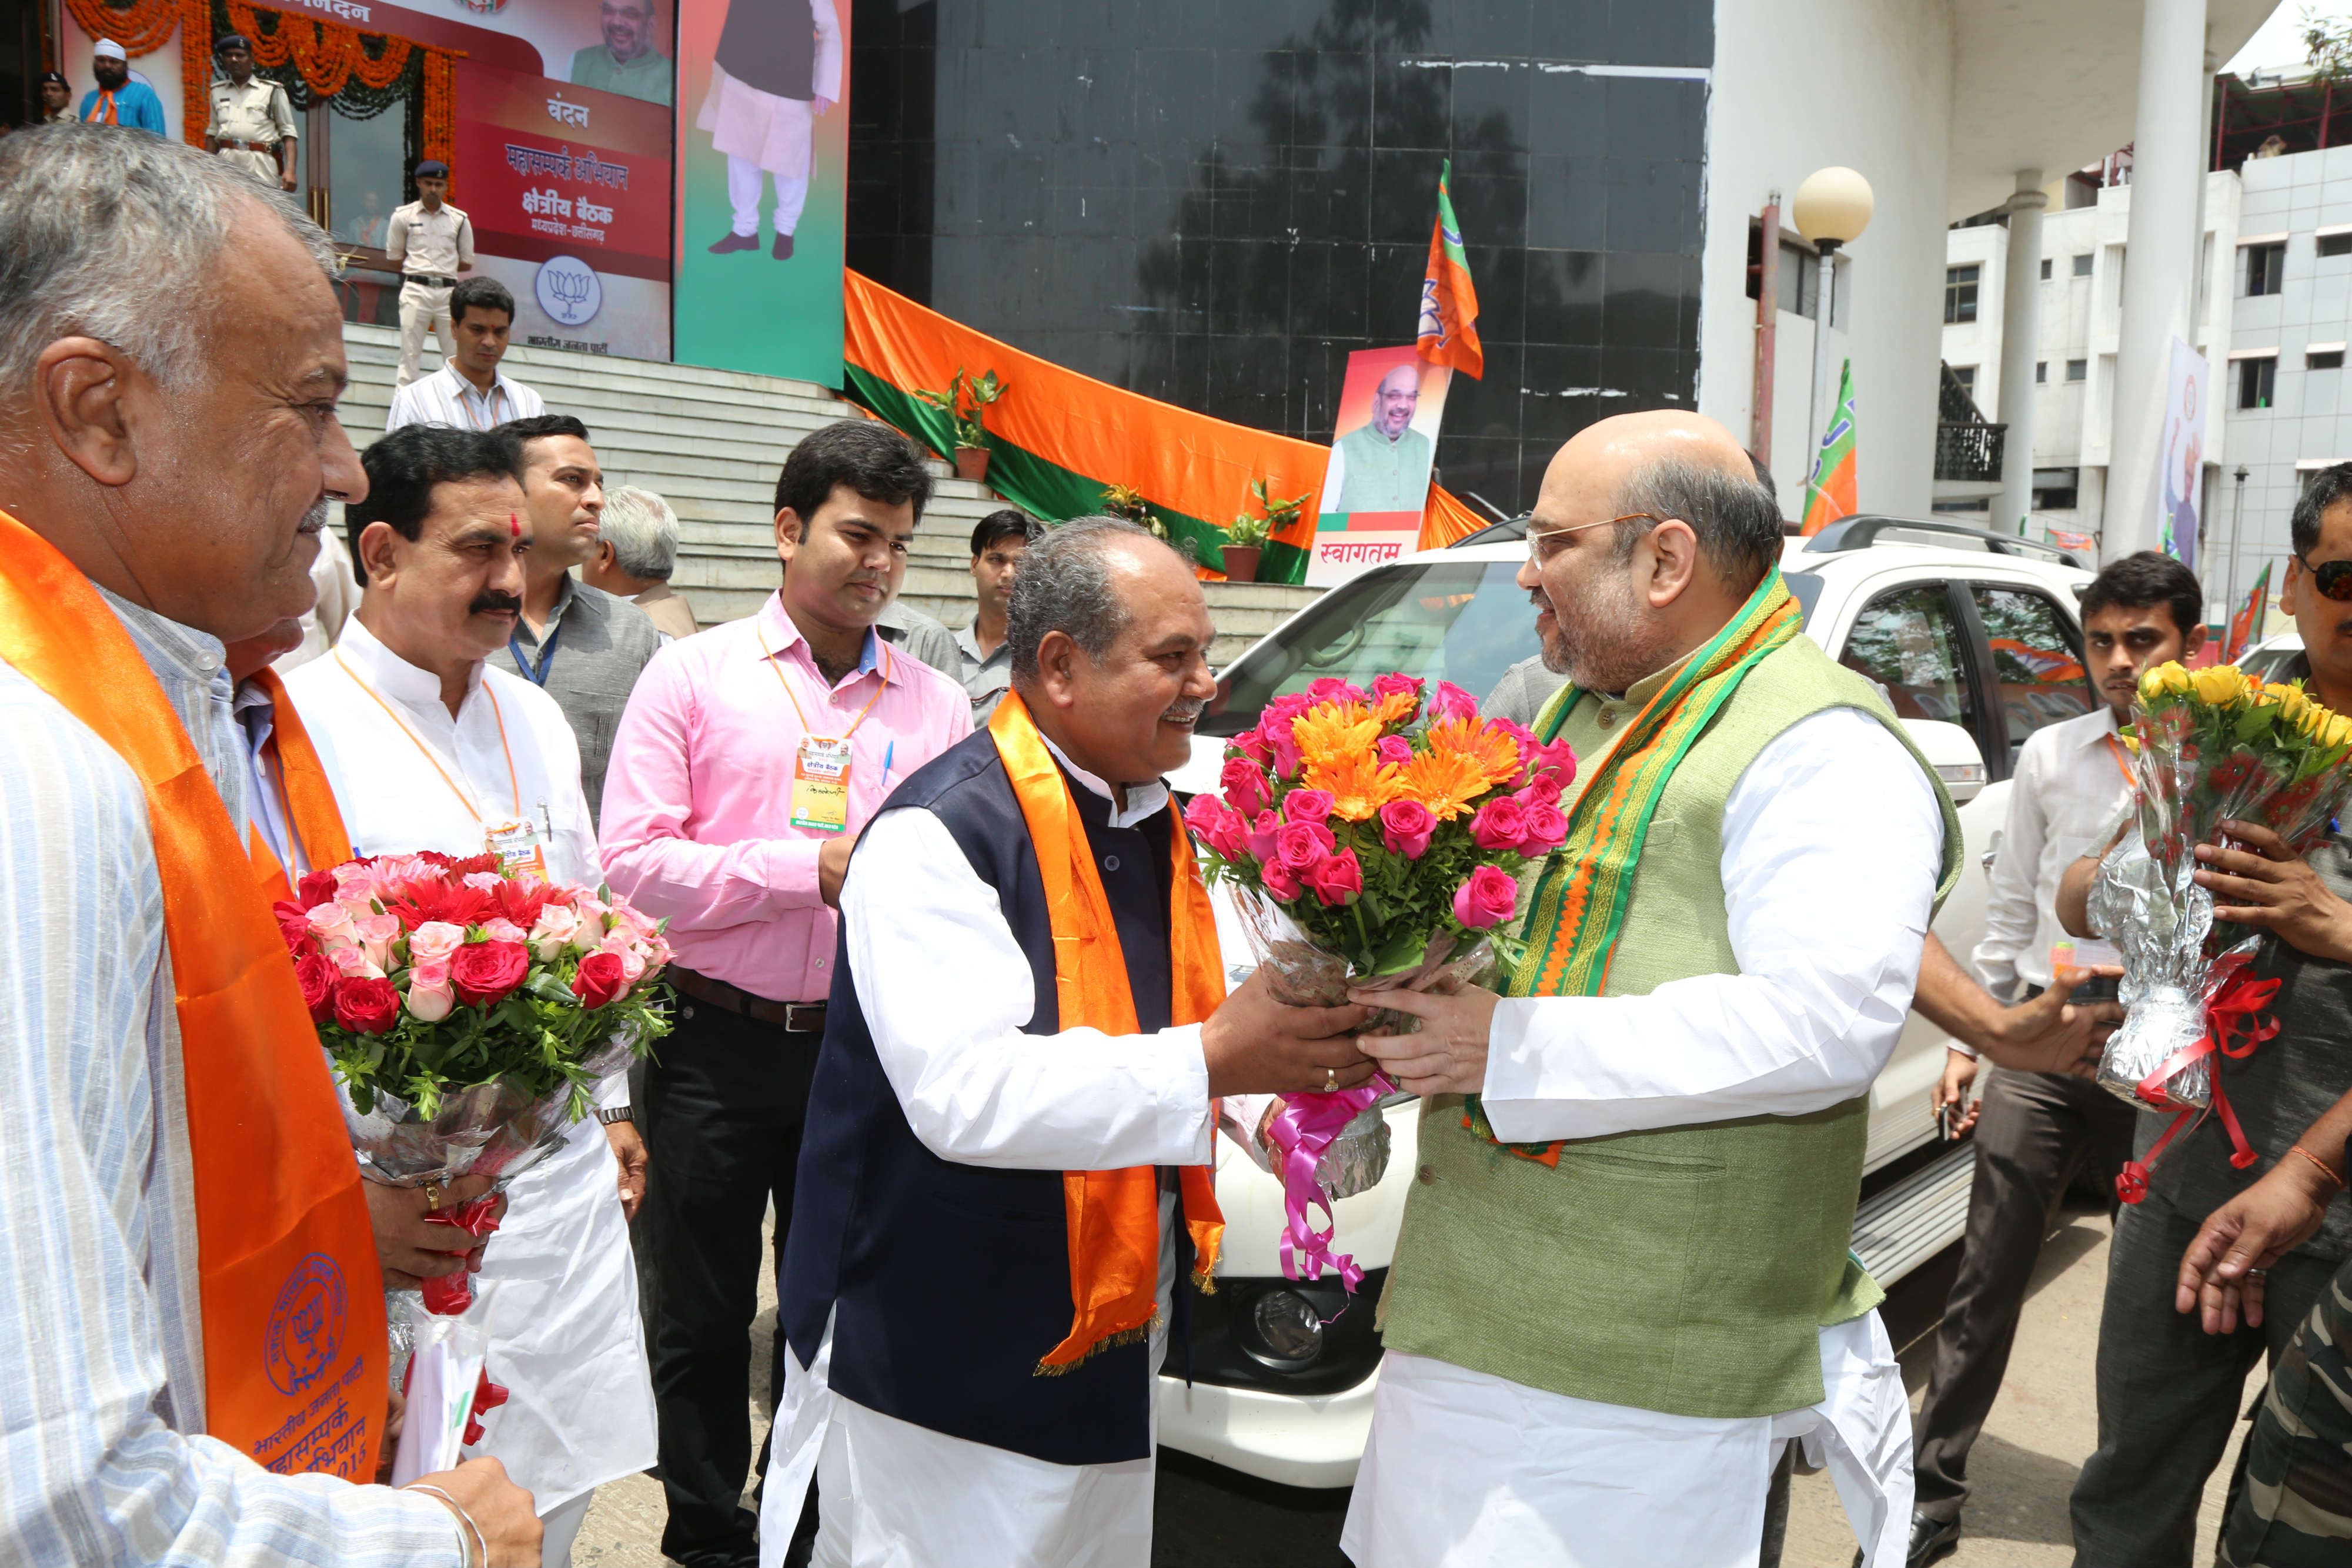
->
xmin=646 ymin=996 xmax=820 ymax=1568
xmin=2068 ymin=1186 xmax=2340 ymax=1567
xmin=1912 ymin=1068 xmax=2137 ymax=1522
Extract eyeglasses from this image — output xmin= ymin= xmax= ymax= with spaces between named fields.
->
xmin=1525 ymin=513 xmax=1668 ymax=567
xmin=2297 ymin=551 xmax=2352 ymax=601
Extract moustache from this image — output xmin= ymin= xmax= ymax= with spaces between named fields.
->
xmin=469 ymin=591 xmax=523 ymax=617
xmin=297 ymin=499 xmax=331 ymax=536
xmin=1161 ymin=697 xmax=1207 ymax=724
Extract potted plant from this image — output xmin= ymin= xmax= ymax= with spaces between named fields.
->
xmin=1099 ymin=482 xmax=1168 ymax=541
xmin=1220 ymin=480 xmax=1307 ymax=583
xmin=914 ymin=368 xmax=1005 ymax=483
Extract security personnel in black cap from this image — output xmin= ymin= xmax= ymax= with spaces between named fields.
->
xmin=203 ymin=34 xmax=299 ymax=190
xmin=39 ymin=71 xmax=72 ymax=125
xmin=385 ymin=159 xmax=476 ymax=389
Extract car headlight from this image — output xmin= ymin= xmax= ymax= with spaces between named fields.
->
xmin=1237 ymin=1288 xmax=1325 ymax=1372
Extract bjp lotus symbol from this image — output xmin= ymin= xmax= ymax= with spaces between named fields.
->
xmin=534 ymin=255 xmax=603 ymax=328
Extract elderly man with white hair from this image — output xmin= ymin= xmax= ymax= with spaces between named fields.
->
xmin=583 ymin=483 xmax=701 ymax=640
xmin=0 ymin=125 xmax=538 ymax=1564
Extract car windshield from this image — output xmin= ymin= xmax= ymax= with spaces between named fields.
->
xmin=1201 ymin=558 xmax=1826 ymax=737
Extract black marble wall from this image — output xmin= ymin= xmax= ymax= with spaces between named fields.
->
xmin=847 ymin=0 xmax=1710 ymax=516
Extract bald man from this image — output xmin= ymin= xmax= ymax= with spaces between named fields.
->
xmin=1340 ymin=412 xmax=1961 ymax=1567
xmin=1327 ymin=362 xmax=1434 ymax=513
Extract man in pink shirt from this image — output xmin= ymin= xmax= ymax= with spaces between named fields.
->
xmin=599 ymin=420 xmax=971 ymax=1568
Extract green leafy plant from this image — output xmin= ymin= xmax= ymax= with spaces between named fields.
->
xmin=913 ymin=367 xmax=1005 ymax=451
xmin=1100 ymin=481 xmax=1169 ymax=540
xmin=1224 ymin=477 xmax=1308 ymax=550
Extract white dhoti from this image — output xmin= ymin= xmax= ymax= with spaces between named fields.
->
xmin=1340 ymin=1312 xmax=1913 ymax=1567
xmin=697 ymin=63 xmax=814 ymax=238
xmin=462 ymin=1115 xmax=659 ymax=1526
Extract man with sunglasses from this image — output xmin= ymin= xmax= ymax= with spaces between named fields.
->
xmin=2057 ymin=463 xmax=2352 ymax=1567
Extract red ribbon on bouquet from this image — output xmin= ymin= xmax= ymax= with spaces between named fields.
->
xmin=1264 ymin=1074 xmax=1396 ymax=1298
xmin=397 ymin=1352 xmax=510 ymax=1445
xmin=420 ymin=1195 xmax=503 ymax=1313
xmin=2116 ymin=962 xmax=2278 ymax=1205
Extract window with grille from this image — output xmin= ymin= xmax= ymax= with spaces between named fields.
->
xmin=2320 ymin=232 xmax=2352 ymax=258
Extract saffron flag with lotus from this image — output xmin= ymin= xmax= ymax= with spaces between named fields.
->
xmin=1416 ymin=160 xmax=1482 ymax=379
xmin=1799 ymin=359 xmax=1859 ymax=536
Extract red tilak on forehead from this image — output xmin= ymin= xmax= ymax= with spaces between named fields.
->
xmin=509 ymin=512 xmax=522 ymax=539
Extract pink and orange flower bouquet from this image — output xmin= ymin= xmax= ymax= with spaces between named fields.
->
xmin=276 ymin=851 xmax=673 ymax=1312
xmin=1185 ymin=674 xmax=1575 ymax=1292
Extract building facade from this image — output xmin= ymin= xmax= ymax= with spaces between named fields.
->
xmin=1939 ymin=168 xmax=2241 ymax=564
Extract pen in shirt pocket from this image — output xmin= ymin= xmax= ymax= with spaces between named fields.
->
xmin=880 ymin=740 xmax=895 ymax=794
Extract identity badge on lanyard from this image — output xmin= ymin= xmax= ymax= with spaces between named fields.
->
xmin=791 ymin=737 xmax=854 ymax=831
xmin=484 ymin=807 xmax=552 ymax=877
xmin=761 ymin=623 xmax=892 ymax=835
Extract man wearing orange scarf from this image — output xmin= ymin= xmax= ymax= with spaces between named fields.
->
xmin=0 ymin=127 xmax=534 ymax=1564
xmin=757 ymin=518 xmax=1374 ymax=1567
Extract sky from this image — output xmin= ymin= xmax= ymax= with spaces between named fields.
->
xmin=2229 ymin=4 xmax=2340 ymax=73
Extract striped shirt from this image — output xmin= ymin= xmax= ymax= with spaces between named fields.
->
xmin=0 ymin=587 xmax=460 ymax=1564
xmin=383 ymin=363 xmax=546 ymax=433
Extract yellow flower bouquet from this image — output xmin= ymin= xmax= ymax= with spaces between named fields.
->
xmin=2093 ymin=662 xmax=2352 ymax=1185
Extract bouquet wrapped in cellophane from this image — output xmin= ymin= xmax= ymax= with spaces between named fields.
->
xmin=1184 ymin=674 xmax=1576 ymax=1293
xmin=2092 ymin=662 xmax=2352 ymax=1196
xmin=275 ymin=851 xmax=673 ymax=1311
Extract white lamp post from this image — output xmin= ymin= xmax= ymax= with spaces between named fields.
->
xmin=1792 ymin=167 xmax=1875 ymax=485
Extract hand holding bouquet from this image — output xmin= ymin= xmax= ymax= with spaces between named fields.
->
xmin=1185 ymin=674 xmax=1576 ymax=1292
xmin=277 ymin=851 xmax=673 ymax=1310
xmin=2094 ymin=662 xmax=2352 ymax=1197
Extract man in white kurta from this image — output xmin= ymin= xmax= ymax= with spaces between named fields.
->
xmin=284 ymin=422 xmax=654 ymax=1567
xmin=1345 ymin=412 xmax=1946 ymax=1568
xmin=757 ymin=519 xmax=1377 ymax=1567
xmin=696 ymin=0 xmax=840 ymax=258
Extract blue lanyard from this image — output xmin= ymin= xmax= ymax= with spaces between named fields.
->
xmin=509 ymin=620 xmax=562 ymax=686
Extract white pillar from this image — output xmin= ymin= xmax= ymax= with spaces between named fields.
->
xmin=2104 ymin=0 xmax=2209 ymax=562
xmin=1994 ymin=171 xmax=2046 ymax=537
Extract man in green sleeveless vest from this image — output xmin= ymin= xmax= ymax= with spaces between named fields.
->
xmin=1339 ymin=412 xmax=1962 ymax=1567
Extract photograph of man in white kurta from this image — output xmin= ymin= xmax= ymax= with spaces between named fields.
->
xmin=696 ymin=0 xmax=840 ymax=259
xmin=1325 ymin=362 xmax=1436 ymax=514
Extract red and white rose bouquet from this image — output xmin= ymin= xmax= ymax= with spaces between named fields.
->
xmin=274 ymin=851 xmax=673 ymax=1311
xmin=1185 ymin=674 xmax=1576 ymax=1293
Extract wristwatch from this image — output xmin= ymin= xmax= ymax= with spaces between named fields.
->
xmin=596 ymin=1106 xmax=634 ymax=1125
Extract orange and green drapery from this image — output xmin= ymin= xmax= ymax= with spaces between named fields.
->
xmin=985 ymin=692 xmax=1225 ymax=1372
xmin=1465 ymin=570 xmax=1804 ymax=1163
xmin=1799 ymin=359 xmax=1858 ymax=536
xmin=0 ymin=509 xmax=388 ymax=1478
xmin=1416 ymin=158 xmax=1484 ymax=379
xmin=843 ymin=270 xmax=1492 ymax=584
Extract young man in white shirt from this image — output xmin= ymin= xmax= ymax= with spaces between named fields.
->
xmin=386 ymin=276 xmax=547 ymax=433
xmin=285 ymin=423 xmax=654 ymax=1568
xmin=1900 ymin=550 xmax=2206 ymax=1567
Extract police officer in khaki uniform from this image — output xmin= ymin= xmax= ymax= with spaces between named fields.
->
xmin=385 ymin=159 xmax=475 ymax=389
xmin=202 ymin=35 xmax=298 ymax=191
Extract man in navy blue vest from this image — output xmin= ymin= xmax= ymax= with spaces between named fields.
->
xmin=757 ymin=517 xmax=1375 ymax=1566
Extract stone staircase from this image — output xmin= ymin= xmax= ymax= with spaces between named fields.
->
xmin=337 ymin=325 xmax=1317 ymax=667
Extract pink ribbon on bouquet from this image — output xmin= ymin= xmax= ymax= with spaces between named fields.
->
xmin=1264 ymin=1073 xmax=1397 ymax=1296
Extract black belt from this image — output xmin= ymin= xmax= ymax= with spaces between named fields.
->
xmin=403 ymin=273 xmax=459 ymax=288
xmin=671 ymin=967 xmax=827 ymax=1033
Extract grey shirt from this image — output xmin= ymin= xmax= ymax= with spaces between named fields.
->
xmin=954 ymin=618 xmax=1013 ymax=727
xmin=873 ymin=599 xmax=961 ymax=680
xmin=507 ymin=575 xmax=663 ymax=825
xmin=1484 ymin=654 xmax=1571 ymax=729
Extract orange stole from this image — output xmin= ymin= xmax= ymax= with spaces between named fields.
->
xmin=243 ymin=666 xmax=354 ymax=902
xmin=0 ymin=511 xmax=387 ymax=1479
xmin=985 ymin=692 xmax=1227 ymax=1372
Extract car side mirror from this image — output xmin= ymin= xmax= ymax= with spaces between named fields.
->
xmin=1902 ymin=718 xmax=1987 ymax=804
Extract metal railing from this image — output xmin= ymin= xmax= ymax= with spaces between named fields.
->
xmin=1935 ymin=422 xmax=2007 ymax=483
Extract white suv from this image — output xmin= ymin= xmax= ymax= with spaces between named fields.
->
xmin=1157 ymin=515 xmax=2095 ymax=1488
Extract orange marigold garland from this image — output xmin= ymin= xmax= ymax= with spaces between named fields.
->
xmin=64 ymin=0 xmax=181 ymax=58
xmin=421 ymin=48 xmax=458 ymax=195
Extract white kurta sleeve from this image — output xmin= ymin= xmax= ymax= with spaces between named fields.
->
xmin=1480 ymin=707 xmax=1944 ymax=1144
xmin=1971 ymin=729 xmax=2051 ymax=1002
xmin=841 ymin=804 xmax=1213 ymax=1171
